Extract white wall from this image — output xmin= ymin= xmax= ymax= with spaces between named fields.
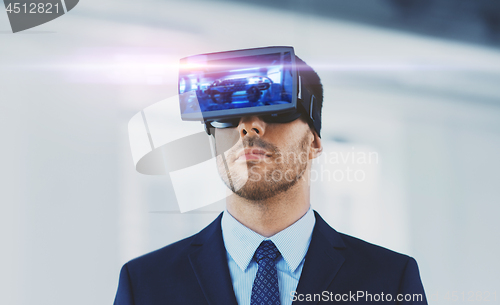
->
xmin=1 ymin=0 xmax=499 ymax=304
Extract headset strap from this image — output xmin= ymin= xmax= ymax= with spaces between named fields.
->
xmin=297 ymin=74 xmax=321 ymax=137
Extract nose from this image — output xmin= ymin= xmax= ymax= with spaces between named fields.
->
xmin=238 ymin=116 xmax=266 ymax=138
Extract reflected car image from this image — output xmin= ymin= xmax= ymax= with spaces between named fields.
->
xmin=206 ymin=76 xmax=272 ymax=104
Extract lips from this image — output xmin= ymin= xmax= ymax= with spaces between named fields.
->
xmin=235 ymin=148 xmax=271 ymax=161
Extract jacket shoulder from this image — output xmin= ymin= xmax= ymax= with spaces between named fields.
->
xmin=128 ymin=234 xmax=195 ymax=267
xmin=120 ymin=234 xmax=195 ymax=285
xmin=123 ymin=212 xmax=223 ymax=279
xmin=314 ymin=211 xmax=413 ymax=266
xmin=339 ymin=232 xmax=412 ymax=264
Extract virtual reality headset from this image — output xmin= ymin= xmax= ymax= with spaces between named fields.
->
xmin=178 ymin=46 xmax=321 ymax=137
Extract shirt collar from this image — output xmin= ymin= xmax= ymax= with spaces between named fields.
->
xmin=221 ymin=206 xmax=315 ymax=273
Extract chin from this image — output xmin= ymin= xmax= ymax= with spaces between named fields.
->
xmin=234 ymin=186 xmax=278 ymax=201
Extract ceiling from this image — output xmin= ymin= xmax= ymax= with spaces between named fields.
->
xmin=220 ymin=0 xmax=500 ymax=47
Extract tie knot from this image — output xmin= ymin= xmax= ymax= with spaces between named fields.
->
xmin=254 ymin=240 xmax=281 ymax=263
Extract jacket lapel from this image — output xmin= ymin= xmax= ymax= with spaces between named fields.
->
xmin=189 ymin=213 xmax=238 ymax=305
xmin=293 ymin=211 xmax=346 ymax=305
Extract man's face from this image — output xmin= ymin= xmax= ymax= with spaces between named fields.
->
xmin=214 ymin=115 xmax=318 ymax=201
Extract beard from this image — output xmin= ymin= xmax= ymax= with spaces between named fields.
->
xmin=216 ymin=132 xmax=310 ymax=201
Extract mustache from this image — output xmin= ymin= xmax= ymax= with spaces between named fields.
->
xmin=228 ymin=136 xmax=279 ymax=160
xmin=243 ymin=136 xmax=277 ymax=153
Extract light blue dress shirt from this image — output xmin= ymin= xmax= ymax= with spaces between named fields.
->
xmin=221 ymin=207 xmax=316 ymax=305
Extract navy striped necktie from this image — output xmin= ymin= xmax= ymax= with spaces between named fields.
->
xmin=250 ymin=240 xmax=281 ymax=305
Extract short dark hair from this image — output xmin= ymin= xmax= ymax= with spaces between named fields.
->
xmin=295 ymin=56 xmax=323 ymax=137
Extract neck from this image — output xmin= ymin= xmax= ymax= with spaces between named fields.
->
xmin=226 ymin=171 xmax=311 ymax=237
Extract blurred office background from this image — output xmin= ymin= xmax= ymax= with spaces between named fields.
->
xmin=1 ymin=0 xmax=499 ymax=304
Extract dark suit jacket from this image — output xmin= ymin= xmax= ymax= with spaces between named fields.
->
xmin=114 ymin=211 xmax=427 ymax=304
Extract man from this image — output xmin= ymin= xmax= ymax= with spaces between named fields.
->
xmin=114 ymin=49 xmax=427 ymax=305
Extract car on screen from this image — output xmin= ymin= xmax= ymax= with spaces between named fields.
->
xmin=206 ymin=76 xmax=272 ymax=104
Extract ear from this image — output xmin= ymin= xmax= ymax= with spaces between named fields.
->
xmin=309 ymin=129 xmax=323 ymax=160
